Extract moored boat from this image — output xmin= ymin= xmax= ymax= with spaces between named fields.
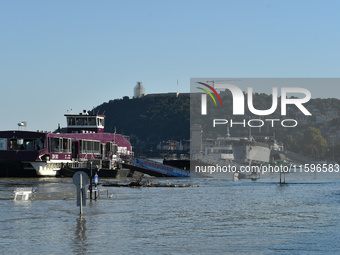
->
xmin=0 ymin=110 xmax=133 ymax=177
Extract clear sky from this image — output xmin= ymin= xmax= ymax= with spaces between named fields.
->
xmin=1 ymin=0 xmax=339 ymax=131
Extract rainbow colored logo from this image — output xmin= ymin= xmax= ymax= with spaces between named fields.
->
xmin=196 ymin=82 xmax=223 ymax=106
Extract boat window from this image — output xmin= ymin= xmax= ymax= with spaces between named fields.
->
xmin=35 ymin=139 xmax=44 ymax=150
xmin=51 ymin=138 xmax=61 ymax=153
xmin=106 ymin=142 xmax=111 ymax=152
xmin=68 ymin=117 xmax=76 ymax=126
xmin=80 ymin=140 xmax=88 ymax=153
xmin=8 ymin=139 xmax=18 ymax=150
xmin=24 ymin=140 xmax=33 ymax=150
xmin=68 ymin=138 xmax=72 ymax=152
xmin=87 ymin=141 xmax=93 ymax=152
xmin=80 ymin=140 xmax=100 ymax=154
xmin=0 ymin=138 xmax=7 ymax=150
xmin=10 ymin=138 xmax=44 ymax=151
xmin=18 ymin=139 xmax=24 ymax=146
xmin=76 ymin=118 xmax=84 ymax=126
xmin=17 ymin=139 xmax=24 ymax=150
xmin=80 ymin=140 xmax=83 ymax=153
xmin=88 ymin=117 xmax=96 ymax=126
xmin=105 ymin=143 xmax=117 ymax=154
xmin=112 ymin=144 xmax=118 ymax=154
xmin=97 ymin=118 xmax=104 ymax=127
xmin=93 ymin=141 xmax=100 ymax=153
xmin=62 ymin=138 xmax=71 ymax=153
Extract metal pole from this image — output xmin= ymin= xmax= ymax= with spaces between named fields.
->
xmin=279 ymin=169 xmax=282 ymax=184
xmin=80 ymin=173 xmax=83 ymax=215
xmin=90 ymin=162 xmax=93 ymax=200
xmin=94 ymin=167 xmax=98 ymax=200
xmin=284 ymin=172 xmax=286 ymax=184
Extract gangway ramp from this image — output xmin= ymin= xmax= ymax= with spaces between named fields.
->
xmin=122 ymin=158 xmax=191 ymax=177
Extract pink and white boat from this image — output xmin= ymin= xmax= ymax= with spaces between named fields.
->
xmin=0 ymin=111 xmax=133 ymax=177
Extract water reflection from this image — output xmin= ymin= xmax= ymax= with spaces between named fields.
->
xmin=74 ymin=216 xmax=87 ymax=254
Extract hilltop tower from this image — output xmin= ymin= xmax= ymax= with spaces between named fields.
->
xmin=134 ymin=82 xmax=145 ymax=98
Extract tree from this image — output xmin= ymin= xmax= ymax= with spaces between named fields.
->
xmin=284 ymin=135 xmax=294 ymax=151
xmin=302 ymin=127 xmax=328 ymax=158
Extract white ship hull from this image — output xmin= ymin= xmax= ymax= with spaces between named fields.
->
xmin=27 ymin=161 xmax=65 ymax=177
xmin=232 ymin=143 xmax=271 ymax=164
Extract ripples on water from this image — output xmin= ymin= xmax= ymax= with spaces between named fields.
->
xmin=1 ymin=172 xmax=340 ymax=254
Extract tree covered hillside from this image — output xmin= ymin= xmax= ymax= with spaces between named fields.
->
xmin=91 ymin=94 xmax=190 ymax=149
xmin=91 ymin=92 xmax=340 ymax=159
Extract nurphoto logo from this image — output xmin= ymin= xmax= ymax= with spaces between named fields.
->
xmin=196 ymin=81 xmax=312 ymax=128
xmin=199 ymin=82 xmax=312 ymax=116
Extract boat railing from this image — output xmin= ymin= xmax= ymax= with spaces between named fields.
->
xmin=68 ymin=161 xmax=88 ymax=169
xmin=77 ymin=153 xmax=96 ymax=161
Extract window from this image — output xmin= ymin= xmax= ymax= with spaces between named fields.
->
xmin=62 ymin=138 xmax=71 ymax=153
xmin=51 ymin=138 xmax=71 ymax=153
xmin=112 ymin=144 xmax=118 ymax=154
xmin=76 ymin=118 xmax=84 ymax=126
xmin=93 ymin=141 xmax=100 ymax=153
xmin=0 ymin=138 xmax=7 ymax=150
xmin=35 ymin=139 xmax=44 ymax=150
xmin=2 ymin=138 xmax=45 ymax=151
xmin=68 ymin=117 xmax=76 ymax=126
xmin=80 ymin=140 xmax=101 ymax=154
xmin=97 ymin=118 xmax=104 ymax=127
xmin=87 ymin=141 xmax=93 ymax=152
xmin=88 ymin=117 xmax=96 ymax=126
xmin=25 ymin=140 xmax=33 ymax=150
xmin=51 ymin=138 xmax=61 ymax=152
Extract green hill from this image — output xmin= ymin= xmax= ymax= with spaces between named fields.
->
xmin=91 ymin=94 xmax=190 ymax=149
xmin=91 ymin=92 xmax=340 ymax=160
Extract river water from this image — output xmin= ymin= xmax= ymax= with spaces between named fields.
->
xmin=1 ymin=172 xmax=340 ymax=254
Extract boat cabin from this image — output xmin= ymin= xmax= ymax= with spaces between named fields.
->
xmin=65 ymin=110 xmax=105 ymax=133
